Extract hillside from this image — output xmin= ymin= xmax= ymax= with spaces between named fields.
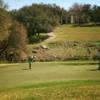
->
xmin=53 ymin=25 xmax=100 ymax=41
xmin=29 ymin=25 xmax=100 ymax=61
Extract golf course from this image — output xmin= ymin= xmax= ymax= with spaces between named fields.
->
xmin=0 ymin=1 xmax=100 ymax=99
xmin=0 ymin=61 xmax=100 ymax=100
xmin=0 ymin=25 xmax=100 ymax=100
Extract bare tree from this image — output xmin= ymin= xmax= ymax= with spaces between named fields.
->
xmin=0 ymin=0 xmax=8 ymax=9
xmin=69 ymin=3 xmax=83 ymax=24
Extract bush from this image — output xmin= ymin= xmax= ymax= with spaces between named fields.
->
xmin=29 ymin=34 xmax=49 ymax=43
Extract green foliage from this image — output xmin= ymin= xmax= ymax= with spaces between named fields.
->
xmin=91 ymin=5 xmax=100 ymax=24
xmin=69 ymin=3 xmax=100 ymax=24
xmin=29 ymin=34 xmax=49 ymax=43
xmin=10 ymin=4 xmax=67 ymax=40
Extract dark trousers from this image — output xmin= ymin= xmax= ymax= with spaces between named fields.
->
xmin=98 ymin=60 xmax=100 ymax=70
xmin=29 ymin=63 xmax=31 ymax=69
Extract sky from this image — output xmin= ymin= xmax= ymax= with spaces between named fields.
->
xmin=5 ymin=0 xmax=100 ymax=10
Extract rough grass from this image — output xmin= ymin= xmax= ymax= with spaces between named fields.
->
xmin=28 ymin=25 xmax=100 ymax=61
xmin=31 ymin=41 xmax=99 ymax=61
xmin=0 ymin=80 xmax=100 ymax=100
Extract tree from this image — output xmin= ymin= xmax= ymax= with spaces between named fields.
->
xmin=69 ymin=3 xmax=83 ymax=24
xmin=7 ymin=21 xmax=28 ymax=61
xmin=82 ymin=4 xmax=91 ymax=23
xmin=0 ymin=8 xmax=11 ymax=41
xmin=10 ymin=3 xmax=67 ymax=42
xmin=0 ymin=3 xmax=11 ymax=56
xmin=91 ymin=5 xmax=100 ymax=24
xmin=0 ymin=0 xmax=8 ymax=9
xmin=0 ymin=1 xmax=28 ymax=61
xmin=68 ymin=3 xmax=100 ymax=25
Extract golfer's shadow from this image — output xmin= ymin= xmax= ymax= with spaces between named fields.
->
xmin=21 ymin=68 xmax=29 ymax=70
xmin=89 ymin=68 xmax=99 ymax=71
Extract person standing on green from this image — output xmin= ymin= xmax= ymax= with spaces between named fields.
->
xmin=28 ymin=56 xmax=33 ymax=69
xmin=98 ymin=49 xmax=100 ymax=70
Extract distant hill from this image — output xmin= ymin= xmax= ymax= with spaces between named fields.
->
xmin=30 ymin=25 xmax=100 ymax=61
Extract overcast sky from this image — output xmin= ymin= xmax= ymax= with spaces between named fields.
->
xmin=5 ymin=0 xmax=100 ymax=10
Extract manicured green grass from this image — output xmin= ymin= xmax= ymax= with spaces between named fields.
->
xmin=0 ymin=61 xmax=99 ymax=88
xmin=0 ymin=61 xmax=100 ymax=100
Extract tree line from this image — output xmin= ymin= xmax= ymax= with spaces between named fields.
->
xmin=11 ymin=4 xmax=67 ymax=39
xmin=68 ymin=3 xmax=100 ymax=25
xmin=11 ymin=3 xmax=100 ymax=39
xmin=0 ymin=0 xmax=27 ymax=62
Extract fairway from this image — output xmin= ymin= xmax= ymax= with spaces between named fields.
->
xmin=0 ymin=61 xmax=100 ymax=100
xmin=53 ymin=25 xmax=100 ymax=42
xmin=0 ymin=61 xmax=100 ymax=88
xmin=1 ymin=0 xmax=100 ymax=99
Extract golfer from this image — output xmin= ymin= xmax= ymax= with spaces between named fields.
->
xmin=28 ymin=56 xmax=33 ymax=69
xmin=98 ymin=49 xmax=100 ymax=70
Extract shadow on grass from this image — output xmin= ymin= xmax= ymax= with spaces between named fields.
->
xmin=89 ymin=68 xmax=100 ymax=71
xmin=21 ymin=68 xmax=29 ymax=70
xmin=72 ymin=24 xmax=100 ymax=27
xmin=61 ymin=62 xmax=98 ymax=66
